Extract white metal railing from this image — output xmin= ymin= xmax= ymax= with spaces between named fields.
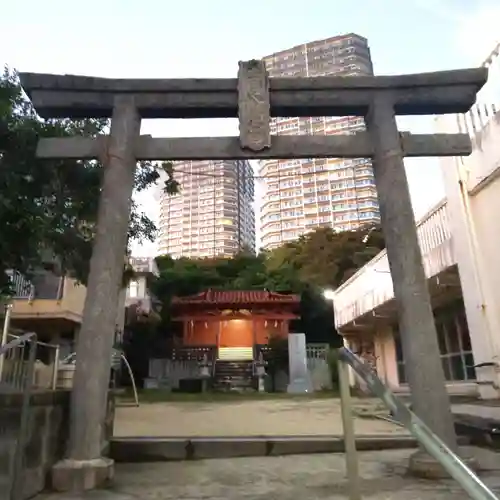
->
xmin=333 ymin=201 xmax=455 ymax=328
xmin=458 ymin=41 xmax=500 ymax=141
xmin=337 ymin=347 xmax=498 ymax=500
xmin=6 ymin=269 xmax=67 ymax=301
xmin=306 ymin=343 xmax=329 ymax=360
xmin=129 ymin=257 xmax=159 ymax=276
xmin=6 ymin=271 xmax=35 ymax=300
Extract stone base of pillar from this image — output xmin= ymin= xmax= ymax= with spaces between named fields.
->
xmin=287 ymin=377 xmax=313 ymax=394
xmin=407 ymin=449 xmax=477 ymax=479
xmin=51 ymin=457 xmax=114 ymax=492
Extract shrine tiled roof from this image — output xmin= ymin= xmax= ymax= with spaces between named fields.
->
xmin=172 ymin=290 xmax=300 ymax=305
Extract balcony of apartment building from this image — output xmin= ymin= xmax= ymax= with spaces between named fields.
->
xmin=315 ymin=196 xmax=331 ymax=209
xmin=7 ymin=269 xmax=86 ymax=341
xmin=274 ymin=162 xmax=301 ymax=174
xmin=216 ymin=217 xmax=237 ymax=230
xmin=332 ymin=202 xmax=359 ymax=214
xmin=219 ymin=192 xmax=238 ymax=202
xmin=216 ymin=201 xmax=239 ymax=214
xmin=315 ymin=182 xmax=330 ymax=194
xmin=356 ymin=186 xmax=378 ymax=197
xmin=222 ymin=204 xmax=242 ymax=217
xmin=261 ymin=216 xmax=283 ymax=232
xmin=304 ymin=214 xmax=320 ymax=230
xmin=301 ymin=172 xmax=316 ymax=185
xmin=354 ymin=162 xmax=375 ymax=176
xmin=260 ymin=227 xmax=282 ymax=241
xmin=307 ymin=123 xmax=327 ymax=135
xmin=330 ymin=181 xmax=355 ymax=193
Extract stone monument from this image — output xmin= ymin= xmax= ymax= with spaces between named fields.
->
xmin=287 ymin=333 xmax=313 ymax=394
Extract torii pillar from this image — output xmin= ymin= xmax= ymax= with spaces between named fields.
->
xmin=365 ymin=94 xmax=476 ymax=475
xmin=52 ymin=96 xmax=141 ymax=490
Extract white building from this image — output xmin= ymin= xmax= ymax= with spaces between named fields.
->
xmin=331 ymin=42 xmax=500 ymax=399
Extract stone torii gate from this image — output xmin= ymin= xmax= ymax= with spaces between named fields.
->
xmin=20 ymin=62 xmax=486 ymax=490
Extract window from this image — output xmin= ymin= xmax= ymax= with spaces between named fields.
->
xmin=395 ymin=300 xmax=475 ymax=383
xmin=128 ymin=280 xmax=139 ymax=299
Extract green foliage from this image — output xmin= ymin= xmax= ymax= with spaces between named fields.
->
xmin=266 ymin=224 xmax=384 ymax=289
xmin=0 ymin=67 xmax=179 ymax=290
xmin=326 ymin=348 xmax=340 ymax=388
xmin=265 ymin=335 xmax=289 ymax=372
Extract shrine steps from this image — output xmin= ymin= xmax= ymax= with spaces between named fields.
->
xmin=217 ymin=347 xmax=253 ymax=360
xmin=213 ymin=360 xmax=255 ymax=392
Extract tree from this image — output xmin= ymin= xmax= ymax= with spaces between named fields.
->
xmin=265 ymin=224 xmax=384 ymax=290
xmin=0 ymin=67 xmax=179 ymax=292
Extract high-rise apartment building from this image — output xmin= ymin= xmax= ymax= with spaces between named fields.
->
xmin=157 ymin=160 xmax=255 ymax=258
xmin=259 ymin=33 xmax=380 ymax=250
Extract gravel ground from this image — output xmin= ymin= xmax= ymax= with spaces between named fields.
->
xmin=113 ymin=398 xmax=407 ymax=437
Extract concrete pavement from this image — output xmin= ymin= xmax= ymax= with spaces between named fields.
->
xmin=37 ymin=447 xmax=500 ymax=499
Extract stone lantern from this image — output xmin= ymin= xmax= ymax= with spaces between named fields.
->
xmin=254 ymin=352 xmax=266 ymax=392
xmin=199 ymin=354 xmax=211 ymax=392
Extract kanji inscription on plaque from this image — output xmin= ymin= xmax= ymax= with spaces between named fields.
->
xmin=237 ymin=59 xmax=271 ymax=152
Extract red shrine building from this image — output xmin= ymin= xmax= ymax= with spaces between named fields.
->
xmin=171 ymin=290 xmax=300 ymax=360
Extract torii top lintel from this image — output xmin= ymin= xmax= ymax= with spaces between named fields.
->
xmin=19 ymin=65 xmax=487 ymax=120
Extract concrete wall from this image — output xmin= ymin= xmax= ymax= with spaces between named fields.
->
xmin=0 ymin=390 xmax=115 ymax=499
xmin=358 ymin=324 xmax=478 ymax=398
xmin=148 ymin=359 xmax=201 ymax=389
xmin=0 ymin=391 xmax=70 ymax=499
xmin=437 ymin=110 xmax=500 ymax=398
xmin=373 ymin=326 xmax=399 ymax=390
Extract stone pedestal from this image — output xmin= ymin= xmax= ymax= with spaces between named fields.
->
xmin=408 ymin=449 xmax=478 ymax=479
xmin=51 ymin=457 xmax=114 ymax=492
xmin=258 ymin=375 xmax=265 ymax=392
xmin=287 ymin=333 xmax=312 ymax=394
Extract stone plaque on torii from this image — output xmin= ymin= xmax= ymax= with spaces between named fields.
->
xmin=19 ymin=61 xmax=487 ymax=490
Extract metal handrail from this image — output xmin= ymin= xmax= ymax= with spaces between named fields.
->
xmin=1 ymin=332 xmax=60 ymax=390
xmin=61 ymin=350 xmax=139 ymax=407
xmin=337 ymin=346 xmax=498 ymax=500
xmin=0 ymin=332 xmax=36 ymax=356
